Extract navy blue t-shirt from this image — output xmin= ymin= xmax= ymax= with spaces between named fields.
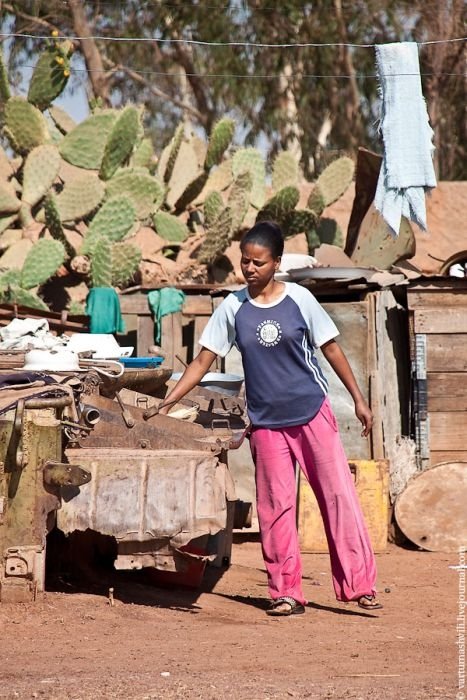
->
xmin=199 ymin=282 xmax=339 ymax=428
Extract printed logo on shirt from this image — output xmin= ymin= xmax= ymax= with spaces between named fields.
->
xmin=256 ymin=319 xmax=282 ymax=347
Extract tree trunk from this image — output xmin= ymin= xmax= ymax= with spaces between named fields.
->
xmin=68 ymin=0 xmax=110 ymax=106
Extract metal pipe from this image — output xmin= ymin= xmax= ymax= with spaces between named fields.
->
xmin=80 ymin=406 xmax=101 ymax=426
xmin=24 ymin=396 xmax=73 ymax=409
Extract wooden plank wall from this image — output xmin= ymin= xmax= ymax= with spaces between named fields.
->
xmin=119 ymin=292 xmax=221 ymax=373
xmin=408 ymin=286 xmax=467 ymax=466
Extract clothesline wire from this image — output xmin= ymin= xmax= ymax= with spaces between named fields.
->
xmin=1 ymin=31 xmax=466 ymax=48
xmin=18 ymin=64 xmax=466 ymax=79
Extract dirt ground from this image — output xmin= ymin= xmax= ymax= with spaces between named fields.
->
xmin=0 ymin=538 xmax=461 ymax=700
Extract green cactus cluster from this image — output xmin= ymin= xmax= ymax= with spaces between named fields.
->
xmin=0 ymin=36 xmax=355 ymax=311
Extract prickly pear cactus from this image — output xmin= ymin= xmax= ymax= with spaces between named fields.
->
xmin=55 ymin=173 xmax=105 ymax=221
xmin=174 ymin=172 xmax=209 ymax=215
xmin=20 ymin=239 xmax=66 ymax=289
xmin=90 ymin=237 xmax=112 ymax=287
xmin=49 ymin=105 xmax=76 ymax=135
xmin=204 ymin=118 xmax=235 ymax=170
xmin=272 ymin=151 xmax=300 ymax=193
xmin=0 ymin=47 xmax=10 ymax=103
xmin=6 ymin=287 xmax=49 ymax=311
xmin=256 ymin=186 xmax=300 ymax=225
xmin=282 ymin=208 xmax=318 ymax=239
xmin=228 ymin=171 xmax=253 ymax=231
xmin=99 ymin=106 xmax=141 ymax=180
xmin=27 ymin=43 xmax=72 ymax=111
xmin=4 ymin=97 xmax=50 ymax=153
xmin=83 ymin=196 xmax=136 ymax=252
xmin=198 ymin=207 xmax=233 ymax=265
xmin=22 ymin=145 xmax=60 ymax=208
xmin=44 ymin=193 xmax=75 ymax=258
xmin=111 ymin=242 xmax=141 ymax=286
xmin=232 ymin=148 xmax=266 ymax=209
xmin=316 ymin=218 xmax=343 ymax=247
xmin=163 ymin=124 xmax=184 ymax=185
xmin=0 ymin=181 xmax=21 ymax=214
xmin=307 ymin=186 xmax=326 ymax=216
xmin=203 ymin=191 xmax=224 ymax=227
xmin=59 ymin=111 xmax=117 ymax=169
xmin=105 ymin=168 xmax=164 ymax=219
xmin=131 ymin=137 xmax=154 ymax=169
xmin=153 ymin=211 xmax=189 ymax=242
xmin=309 ymin=157 xmax=355 ymax=209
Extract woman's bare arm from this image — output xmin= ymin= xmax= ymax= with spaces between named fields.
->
xmin=320 ymin=339 xmax=373 ymax=437
xmin=158 ymin=348 xmax=218 ymax=414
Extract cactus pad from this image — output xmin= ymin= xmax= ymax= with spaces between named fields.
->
xmin=106 ymin=168 xmax=164 ymax=219
xmin=153 ymin=211 xmax=189 ymax=243
xmin=4 ymin=97 xmax=50 ymax=153
xmin=256 ymin=186 xmax=300 ymax=225
xmin=232 ymin=148 xmax=266 ymax=209
xmin=282 ymin=208 xmax=318 ymax=238
xmin=163 ymin=124 xmax=184 ymax=185
xmin=205 ymin=118 xmax=235 ymax=170
xmin=312 ymin=157 xmax=355 ymax=208
xmin=99 ymin=106 xmax=141 ymax=180
xmin=316 ymin=218 xmax=343 ymax=247
xmin=84 ymin=196 xmax=136 ymax=252
xmin=111 ymin=242 xmax=141 ymax=286
xmin=44 ymin=193 xmax=75 ymax=258
xmin=56 ymin=173 xmax=105 ymax=221
xmin=5 ymin=287 xmax=49 ymax=311
xmin=22 ymin=144 xmax=60 ymax=208
xmin=307 ymin=185 xmax=326 ymax=216
xmin=27 ymin=47 xmax=70 ymax=110
xmin=20 ymin=239 xmax=66 ymax=289
xmin=49 ymin=105 xmax=76 ymax=134
xmin=59 ymin=111 xmax=117 ymax=169
xmin=272 ymin=151 xmax=300 ymax=193
xmin=203 ymin=191 xmax=224 ymax=227
xmin=90 ymin=237 xmax=112 ymax=287
xmin=0 ymin=181 xmax=21 ymax=215
xmin=198 ymin=207 xmax=233 ymax=264
xmin=0 ymin=46 xmax=10 ymax=102
xmin=131 ymin=137 xmax=154 ymax=169
xmin=174 ymin=172 xmax=209 ymax=214
xmin=228 ymin=171 xmax=253 ymax=231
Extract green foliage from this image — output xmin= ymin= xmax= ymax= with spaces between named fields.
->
xmin=99 ymin=106 xmax=141 ymax=180
xmin=307 ymin=185 xmax=326 ymax=216
xmin=4 ymin=287 xmax=48 ymax=311
xmin=204 ymin=118 xmax=235 ymax=170
xmin=174 ymin=172 xmax=209 ymax=214
xmin=90 ymin=237 xmax=112 ymax=287
xmin=48 ymin=106 xmax=76 ymax=134
xmin=228 ymin=171 xmax=253 ymax=231
xmin=131 ymin=137 xmax=154 ymax=169
xmin=4 ymin=97 xmax=50 ymax=153
xmin=20 ymin=239 xmax=66 ymax=289
xmin=153 ymin=211 xmax=189 ymax=242
xmin=311 ymin=157 xmax=355 ymax=208
xmin=111 ymin=242 xmax=142 ymax=286
xmin=0 ymin=47 xmax=10 ymax=103
xmin=282 ymin=208 xmax=318 ymax=239
xmin=27 ymin=44 xmax=71 ymax=110
xmin=316 ymin=218 xmax=343 ymax=247
xmin=59 ymin=111 xmax=117 ymax=169
xmin=105 ymin=168 xmax=165 ymax=219
xmin=44 ymin=193 xmax=75 ymax=258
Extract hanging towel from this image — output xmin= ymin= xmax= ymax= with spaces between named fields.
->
xmin=374 ymin=42 xmax=437 ymax=236
xmin=85 ymin=287 xmax=125 ymax=334
xmin=147 ymin=288 xmax=186 ymax=344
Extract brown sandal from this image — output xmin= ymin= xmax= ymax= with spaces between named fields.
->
xmin=357 ymin=594 xmax=383 ymax=610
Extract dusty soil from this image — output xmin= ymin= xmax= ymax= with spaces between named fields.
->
xmin=0 ymin=538 xmax=461 ymax=700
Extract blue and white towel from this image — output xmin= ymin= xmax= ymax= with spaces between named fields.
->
xmin=374 ymin=42 xmax=436 ymax=236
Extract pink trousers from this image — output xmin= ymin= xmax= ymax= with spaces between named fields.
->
xmin=249 ymin=397 xmax=377 ymax=605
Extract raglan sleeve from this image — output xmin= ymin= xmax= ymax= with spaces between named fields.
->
xmin=298 ymin=288 xmax=339 ymax=348
xmin=198 ymin=294 xmax=238 ymax=358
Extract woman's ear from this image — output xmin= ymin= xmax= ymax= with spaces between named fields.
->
xmin=275 ymin=256 xmax=281 ymax=271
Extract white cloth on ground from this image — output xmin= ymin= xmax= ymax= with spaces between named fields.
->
xmin=0 ymin=318 xmax=66 ymax=350
xmin=374 ymin=41 xmax=437 ymax=236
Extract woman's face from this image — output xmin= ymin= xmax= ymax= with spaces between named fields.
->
xmin=240 ymin=242 xmax=281 ymax=288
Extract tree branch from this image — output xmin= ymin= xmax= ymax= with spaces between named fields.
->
xmin=67 ymin=0 xmax=110 ymax=105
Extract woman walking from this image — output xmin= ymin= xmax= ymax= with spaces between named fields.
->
xmin=159 ymin=221 xmax=382 ymax=616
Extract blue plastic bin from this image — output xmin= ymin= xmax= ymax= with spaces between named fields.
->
xmin=121 ymin=357 xmax=164 ymax=368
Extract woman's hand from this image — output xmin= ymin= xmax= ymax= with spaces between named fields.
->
xmin=355 ymin=398 xmax=373 ymax=437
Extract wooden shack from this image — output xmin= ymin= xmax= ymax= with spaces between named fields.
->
xmin=407 ymin=278 xmax=467 ymax=469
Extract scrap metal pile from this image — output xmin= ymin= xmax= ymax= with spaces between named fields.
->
xmin=0 ymin=359 xmax=249 ymax=603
